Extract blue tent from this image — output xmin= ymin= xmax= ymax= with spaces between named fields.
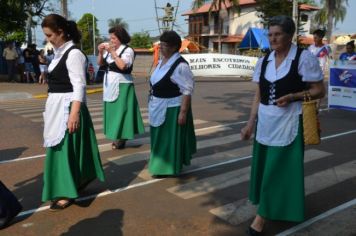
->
xmin=239 ymin=27 xmax=270 ymax=50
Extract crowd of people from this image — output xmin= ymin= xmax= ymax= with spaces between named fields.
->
xmin=2 ymin=12 xmax=353 ymax=235
xmin=2 ymin=42 xmax=54 ymax=84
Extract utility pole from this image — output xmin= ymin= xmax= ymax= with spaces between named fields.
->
xmin=92 ymin=0 xmax=96 ymax=56
xmin=61 ymin=0 xmax=68 ymax=18
xmin=292 ymin=0 xmax=298 ymax=43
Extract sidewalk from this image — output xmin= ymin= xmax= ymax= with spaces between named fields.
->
xmin=0 ymin=82 xmax=103 ymax=101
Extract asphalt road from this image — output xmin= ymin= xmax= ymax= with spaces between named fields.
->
xmin=0 ymin=78 xmax=355 ymax=236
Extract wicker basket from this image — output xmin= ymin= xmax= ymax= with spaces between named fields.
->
xmin=302 ymin=92 xmax=321 ymax=145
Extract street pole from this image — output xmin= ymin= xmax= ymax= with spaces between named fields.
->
xmin=292 ymin=0 xmax=298 ymax=43
xmin=61 ymin=0 xmax=68 ymax=18
xmin=92 ymin=0 xmax=96 ymax=56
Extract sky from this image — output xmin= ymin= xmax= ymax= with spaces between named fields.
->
xmin=34 ymin=0 xmax=355 ymax=46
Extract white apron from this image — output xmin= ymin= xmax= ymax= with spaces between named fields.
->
xmin=43 ymin=93 xmax=72 ymax=147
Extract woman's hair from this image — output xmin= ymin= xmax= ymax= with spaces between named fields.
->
xmin=346 ymin=40 xmax=355 ymax=48
xmin=41 ymin=14 xmax=81 ymax=44
xmin=108 ymin=26 xmax=131 ymax=44
xmin=159 ymin=30 xmax=181 ymax=52
xmin=313 ymin=29 xmax=326 ymax=38
xmin=268 ymin=15 xmax=296 ymax=38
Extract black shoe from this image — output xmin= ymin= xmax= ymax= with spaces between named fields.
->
xmin=49 ymin=199 xmax=74 ymax=211
xmin=112 ymin=140 xmax=126 ymax=150
xmin=246 ymin=226 xmax=262 ymax=236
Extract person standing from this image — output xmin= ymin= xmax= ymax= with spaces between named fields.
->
xmin=38 ymin=49 xmax=48 ymax=84
xmin=339 ymin=40 xmax=356 ymax=61
xmin=15 ymin=42 xmax=25 ymax=83
xmin=97 ymin=26 xmax=144 ymax=150
xmin=148 ymin=31 xmax=196 ymax=177
xmin=308 ymin=29 xmax=330 ymax=75
xmin=2 ymin=42 xmax=18 ymax=82
xmin=41 ymin=14 xmax=105 ymax=211
xmin=240 ymin=16 xmax=325 ymax=235
xmin=23 ymin=46 xmax=35 ymax=83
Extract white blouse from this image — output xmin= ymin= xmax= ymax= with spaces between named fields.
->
xmin=48 ymin=40 xmax=87 ymax=102
xmin=44 ymin=41 xmax=87 ymax=147
xmin=149 ymin=52 xmax=194 ymax=127
xmin=253 ymin=44 xmax=323 ymax=146
xmin=103 ymin=44 xmax=135 ymax=102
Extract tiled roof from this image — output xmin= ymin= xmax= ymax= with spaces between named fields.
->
xmin=212 ymin=35 xmax=244 ymax=43
xmin=299 ymin=4 xmax=319 ymax=11
xmin=182 ymin=1 xmax=319 ymax=16
xmin=182 ymin=0 xmax=256 ymax=16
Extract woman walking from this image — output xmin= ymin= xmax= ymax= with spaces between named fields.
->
xmin=41 ymin=14 xmax=105 ymax=211
xmin=97 ymin=26 xmax=144 ymax=150
xmin=241 ymin=16 xmax=325 ymax=235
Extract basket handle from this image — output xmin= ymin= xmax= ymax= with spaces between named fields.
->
xmin=303 ymin=90 xmax=312 ymax=102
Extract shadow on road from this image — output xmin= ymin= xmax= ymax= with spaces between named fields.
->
xmin=0 ymin=147 xmax=28 ymax=161
xmin=61 ymin=209 xmax=124 ymax=236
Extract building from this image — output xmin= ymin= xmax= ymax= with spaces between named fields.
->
xmin=182 ymin=0 xmax=319 ymax=54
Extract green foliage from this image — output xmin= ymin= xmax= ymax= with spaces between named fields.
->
xmin=130 ymin=32 xmax=152 ymax=49
xmin=77 ymin=13 xmax=100 ymax=55
xmin=0 ymin=0 xmax=27 ymax=39
xmin=108 ymin=18 xmax=129 ymax=30
xmin=255 ymin=0 xmax=293 ymax=26
xmin=314 ymin=0 xmax=348 ymax=27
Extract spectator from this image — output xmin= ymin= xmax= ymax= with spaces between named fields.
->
xmin=87 ymin=63 xmax=95 ymax=84
xmin=2 ymin=42 xmax=18 ymax=82
xmin=15 ymin=42 xmax=25 ymax=83
xmin=339 ymin=40 xmax=356 ymax=61
xmin=46 ymin=48 xmax=54 ymax=65
xmin=308 ymin=29 xmax=330 ymax=75
xmin=30 ymin=44 xmax=41 ymax=82
xmin=38 ymin=49 xmax=48 ymax=84
xmin=23 ymin=46 xmax=35 ymax=83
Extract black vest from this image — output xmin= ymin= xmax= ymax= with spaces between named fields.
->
xmin=47 ymin=45 xmax=77 ymax=93
xmin=106 ymin=45 xmax=134 ymax=74
xmin=150 ymin=56 xmax=188 ymax=98
xmin=259 ymin=47 xmax=307 ymax=105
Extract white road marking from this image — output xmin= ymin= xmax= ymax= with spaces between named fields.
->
xmin=276 ymin=198 xmax=356 ymax=236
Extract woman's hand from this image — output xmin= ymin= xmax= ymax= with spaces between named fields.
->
xmin=97 ymin=43 xmax=107 ymax=54
xmin=67 ymin=101 xmax=81 ymax=134
xmin=241 ymin=122 xmax=254 ymax=140
xmin=276 ymin=93 xmax=294 ymax=107
xmin=67 ymin=111 xmax=80 ymax=134
xmin=178 ymin=111 xmax=187 ymax=126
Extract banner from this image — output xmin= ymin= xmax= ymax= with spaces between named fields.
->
xmin=328 ymin=60 xmax=356 ymax=111
xmin=181 ymin=54 xmax=258 ymax=77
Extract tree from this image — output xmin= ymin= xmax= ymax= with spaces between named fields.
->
xmin=314 ymin=0 xmax=348 ymax=42
xmin=108 ymin=18 xmax=129 ymax=30
xmin=77 ymin=13 xmax=99 ymax=55
xmin=130 ymin=32 xmax=152 ymax=49
xmin=191 ymin=0 xmax=241 ymax=53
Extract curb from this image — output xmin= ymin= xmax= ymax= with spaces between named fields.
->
xmin=33 ymin=87 xmax=103 ymax=99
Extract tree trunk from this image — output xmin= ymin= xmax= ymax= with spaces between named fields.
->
xmin=26 ymin=13 xmax=32 ymax=44
xmin=326 ymin=0 xmax=335 ymax=43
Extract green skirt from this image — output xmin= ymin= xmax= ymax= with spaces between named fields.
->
xmin=249 ymin=117 xmax=305 ymax=222
xmin=148 ymin=106 xmax=197 ymax=175
xmin=104 ymin=83 xmax=145 ymax=140
xmin=42 ymin=104 xmax=105 ymax=202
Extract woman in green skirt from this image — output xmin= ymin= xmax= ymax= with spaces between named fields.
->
xmin=241 ymin=16 xmax=325 ymax=235
xmin=97 ymin=26 xmax=144 ymax=150
xmin=41 ymin=14 xmax=105 ymax=211
xmin=148 ymin=31 xmax=196 ymax=177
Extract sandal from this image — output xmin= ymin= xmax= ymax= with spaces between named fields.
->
xmin=112 ymin=140 xmax=126 ymax=150
xmin=49 ymin=198 xmax=74 ymax=211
